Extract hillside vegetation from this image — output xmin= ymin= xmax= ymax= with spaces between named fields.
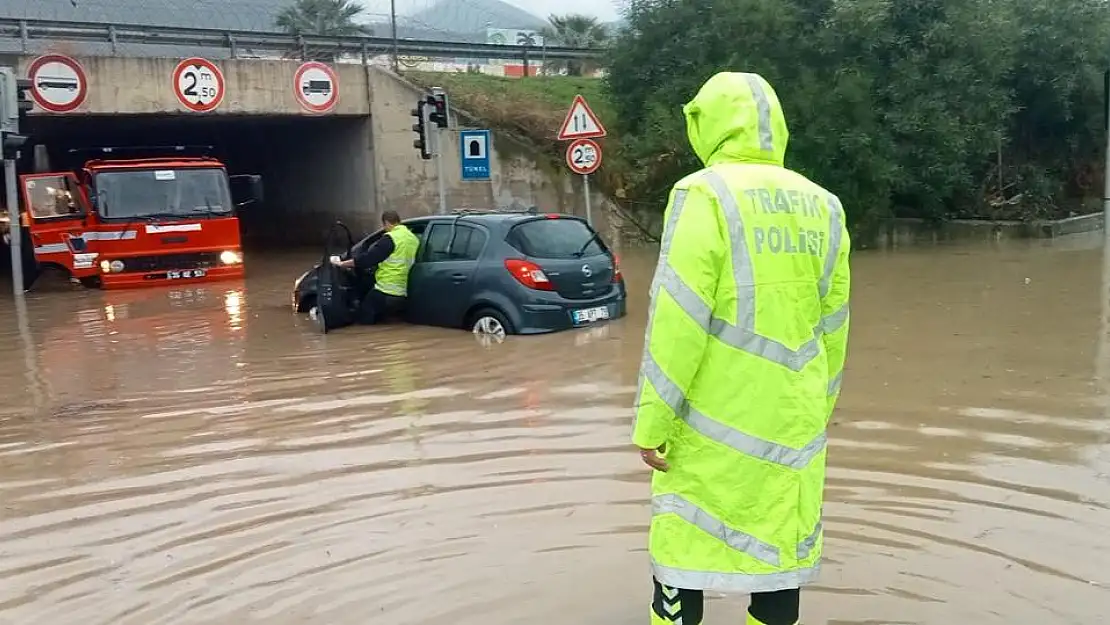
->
xmin=605 ymin=0 xmax=1110 ymax=237
xmin=408 ymin=71 xmax=648 ymax=237
xmin=412 ymin=0 xmax=1110 ymax=241
xmin=408 ymin=73 xmax=613 ymax=147
xmin=407 ymin=72 xmax=648 ymax=233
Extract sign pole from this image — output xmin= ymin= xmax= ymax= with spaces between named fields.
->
xmin=558 ymin=95 xmax=606 ymax=224
xmin=4 ymin=150 xmax=22 ymax=296
xmin=435 ymin=126 xmax=447 ymax=215
xmin=1099 ymin=70 xmax=1110 ymax=387
xmin=582 ymin=173 xmax=592 ymax=225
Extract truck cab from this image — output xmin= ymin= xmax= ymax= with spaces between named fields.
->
xmin=15 ymin=147 xmax=262 ymax=290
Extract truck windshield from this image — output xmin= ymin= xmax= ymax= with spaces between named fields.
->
xmin=94 ymin=168 xmax=232 ymax=219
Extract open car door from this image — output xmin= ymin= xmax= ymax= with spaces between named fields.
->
xmin=20 ymin=172 xmax=95 ymax=285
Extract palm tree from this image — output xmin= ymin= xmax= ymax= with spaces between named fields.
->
xmin=516 ymin=31 xmax=539 ymax=77
xmin=542 ymin=14 xmax=609 ymax=76
xmin=275 ymin=0 xmax=372 ymax=61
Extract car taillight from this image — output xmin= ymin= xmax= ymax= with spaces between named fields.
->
xmin=505 ymin=258 xmax=553 ymax=291
xmin=612 ymin=254 xmax=622 ymax=283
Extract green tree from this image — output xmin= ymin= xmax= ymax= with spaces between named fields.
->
xmin=604 ymin=0 xmax=1110 ymax=238
xmin=998 ymin=0 xmax=1110 ymax=217
xmin=275 ymin=0 xmax=371 ymax=61
xmin=542 ymin=14 xmax=610 ymax=76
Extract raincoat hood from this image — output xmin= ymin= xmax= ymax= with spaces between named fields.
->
xmin=683 ymin=72 xmax=790 ymax=167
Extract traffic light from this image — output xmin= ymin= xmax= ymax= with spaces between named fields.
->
xmin=0 ymin=67 xmax=31 ymax=154
xmin=428 ymin=89 xmax=449 ymax=129
xmin=16 ymin=78 xmax=32 ymax=121
xmin=411 ymin=99 xmax=431 ymax=160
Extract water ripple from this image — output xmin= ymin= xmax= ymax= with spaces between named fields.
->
xmin=0 ymin=244 xmax=1109 ymax=624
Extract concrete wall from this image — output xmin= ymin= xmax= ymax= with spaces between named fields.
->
xmin=13 ymin=55 xmax=370 ymax=116
xmin=4 ymin=53 xmax=626 ymax=246
xmin=874 ymin=213 xmax=1105 ymax=249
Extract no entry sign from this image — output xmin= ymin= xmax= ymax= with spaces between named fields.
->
xmin=27 ymin=54 xmax=88 ymax=113
xmin=173 ymin=57 xmax=225 ymax=112
xmin=294 ymin=62 xmax=339 ymax=113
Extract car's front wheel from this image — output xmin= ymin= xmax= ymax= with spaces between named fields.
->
xmin=469 ymin=307 xmax=513 ymax=343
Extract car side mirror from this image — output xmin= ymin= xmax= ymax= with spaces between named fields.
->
xmin=230 ymin=174 xmax=263 ymax=207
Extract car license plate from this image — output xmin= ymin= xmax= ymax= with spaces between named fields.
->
xmin=572 ymin=305 xmax=610 ymax=325
xmin=167 ymin=269 xmax=206 ymax=280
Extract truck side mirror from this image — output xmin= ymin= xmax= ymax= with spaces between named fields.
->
xmin=230 ymin=174 xmax=263 ymax=207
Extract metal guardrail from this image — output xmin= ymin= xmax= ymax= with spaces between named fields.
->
xmin=0 ymin=18 xmax=601 ymax=62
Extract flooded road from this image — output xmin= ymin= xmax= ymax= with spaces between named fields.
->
xmin=0 ymin=239 xmax=1108 ymax=624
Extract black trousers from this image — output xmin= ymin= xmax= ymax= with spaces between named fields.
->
xmin=652 ymin=578 xmax=800 ymax=625
xmin=355 ymin=287 xmax=405 ymax=325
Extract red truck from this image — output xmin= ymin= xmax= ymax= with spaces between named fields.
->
xmin=5 ymin=146 xmax=261 ymax=290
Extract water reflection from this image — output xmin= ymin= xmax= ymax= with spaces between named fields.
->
xmin=0 ymin=240 xmax=1107 ymax=624
xmin=224 ymin=290 xmax=243 ymax=330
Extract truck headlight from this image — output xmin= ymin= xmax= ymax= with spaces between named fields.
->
xmin=100 ymin=260 xmax=124 ymax=273
xmin=220 ymin=250 xmax=243 ymax=265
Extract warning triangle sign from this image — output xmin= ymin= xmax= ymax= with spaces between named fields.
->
xmin=557 ymin=94 xmax=607 ymax=140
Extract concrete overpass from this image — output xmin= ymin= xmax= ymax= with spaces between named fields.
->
xmin=0 ymin=53 xmax=616 ymax=247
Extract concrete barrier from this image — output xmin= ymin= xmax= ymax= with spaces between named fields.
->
xmin=874 ymin=213 xmax=1104 ymax=249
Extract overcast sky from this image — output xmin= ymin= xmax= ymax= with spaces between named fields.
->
xmin=500 ymin=0 xmax=622 ymax=21
xmin=356 ymin=0 xmax=624 ymax=23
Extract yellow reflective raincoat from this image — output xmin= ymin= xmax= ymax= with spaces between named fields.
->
xmin=633 ymin=72 xmax=851 ymax=594
xmin=374 ymin=224 xmax=419 ymax=297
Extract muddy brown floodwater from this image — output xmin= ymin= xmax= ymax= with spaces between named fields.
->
xmin=0 ymin=237 xmax=1109 ymax=625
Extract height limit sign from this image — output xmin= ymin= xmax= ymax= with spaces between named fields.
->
xmin=566 ymin=138 xmax=601 ymax=175
xmin=558 ymin=95 xmax=606 ymax=225
xmin=173 ymin=57 xmax=225 ymax=112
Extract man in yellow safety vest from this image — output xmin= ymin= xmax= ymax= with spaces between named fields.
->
xmin=633 ymin=72 xmax=851 ymax=625
xmin=335 ymin=210 xmax=419 ymax=324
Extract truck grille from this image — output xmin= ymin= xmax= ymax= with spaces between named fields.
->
xmin=122 ymin=252 xmax=223 ymax=273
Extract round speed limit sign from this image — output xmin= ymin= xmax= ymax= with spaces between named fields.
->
xmin=173 ymin=57 xmax=225 ymax=112
xmin=566 ymin=138 xmax=602 ymax=175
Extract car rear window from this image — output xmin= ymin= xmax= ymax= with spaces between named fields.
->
xmin=506 ymin=218 xmax=605 ymax=259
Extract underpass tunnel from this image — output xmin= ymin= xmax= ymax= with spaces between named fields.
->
xmin=15 ymin=114 xmax=376 ymax=250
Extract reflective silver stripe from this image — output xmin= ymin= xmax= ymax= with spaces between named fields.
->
xmin=638 ymin=173 xmax=833 ymax=468
xmin=742 ymin=73 xmax=775 ymax=153
xmin=635 ymin=189 xmax=689 ymax=413
xmin=145 ymin=224 xmax=200 ymax=234
xmin=701 ymin=170 xmax=830 ymax=373
xmin=381 ymin=258 xmax=414 ymax=265
xmin=827 ymin=371 xmax=842 ymax=396
xmin=653 ymin=560 xmax=821 ymax=594
xmin=642 ymin=351 xmax=826 ymax=470
xmin=641 ymin=352 xmax=687 ymax=416
xmin=375 ymin=283 xmax=405 ymax=296
xmin=796 ymin=522 xmax=822 ymax=560
xmin=654 ymin=265 xmax=713 ymax=328
xmin=821 ymin=304 xmax=849 ymax=334
xmin=818 ymin=194 xmax=843 ymax=298
xmin=34 ymin=243 xmax=69 ymax=254
xmin=653 ymin=494 xmax=780 ymax=567
xmin=83 ymin=230 xmax=137 ymax=241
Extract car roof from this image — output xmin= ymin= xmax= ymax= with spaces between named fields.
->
xmin=404 ymin=211 xmax=585 ymax=226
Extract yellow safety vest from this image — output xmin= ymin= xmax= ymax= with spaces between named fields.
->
xmin=374 ymin=224 xmax=419 ymax=297
xmin=633 ymin=72 xmax=851 ymax=594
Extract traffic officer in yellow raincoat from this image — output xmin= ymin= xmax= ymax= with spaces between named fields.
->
xmin=633 ymin=72 xmax=851 ymax=625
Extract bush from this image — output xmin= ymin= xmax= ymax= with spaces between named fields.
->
xmin=605 ymin=0 xmax=1110 ymax=234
